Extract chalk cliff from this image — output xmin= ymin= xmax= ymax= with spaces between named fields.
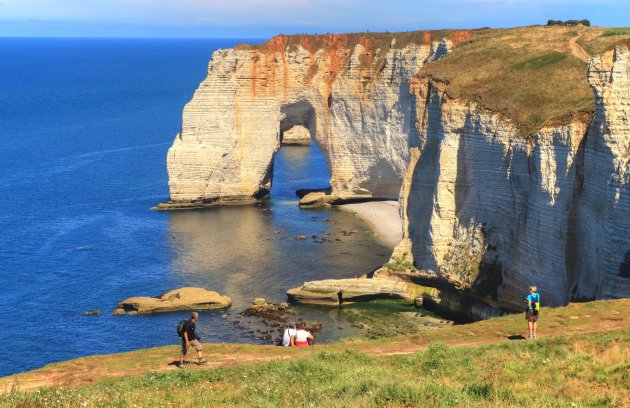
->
xmin=164 ymin=30 xmax=629 ymax=311
xmin=394 ymin=45 xmax=630 ymax=309
xmin=165 ymin=32 xmax=462 ymax=205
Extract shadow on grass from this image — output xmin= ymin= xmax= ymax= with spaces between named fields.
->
xmin=507 ymin=335 xmax=526 ymax=340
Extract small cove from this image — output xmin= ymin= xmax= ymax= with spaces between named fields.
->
xmin=0 ymin=38 xmax=444 ymax=377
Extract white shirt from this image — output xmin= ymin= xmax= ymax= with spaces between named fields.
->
xmin=282 ymin=328 xmax=297 ymax=346
xmin=295 ymin=329 xmax=311 ymax=343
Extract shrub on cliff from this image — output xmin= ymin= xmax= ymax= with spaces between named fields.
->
xmin=547 ymin=19 xmax=590 ymax=26
xmin=440 ymin=241 xmax=485 ymax=290
xmin=384 ymin=252 xmax=417 ymax=273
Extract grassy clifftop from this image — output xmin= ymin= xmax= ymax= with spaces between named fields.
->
xmin=239 ymin=26 xmax=629 ymax=138
xmin=2 ymin=299 xmax=629 ymax=407
xmin=419 ymin=25 xmax=630 ymax=137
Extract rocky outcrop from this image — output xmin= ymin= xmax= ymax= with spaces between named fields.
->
xmin=287 ymin=275 xmax=427 ymax=305
xmin=395 ymin=46 xmax=630 ymax=310
xmin=298 ymin=191 xmax=336 ymax=208
xmin=164 ymin=33 xmax=464 ymax=207
xmin=281 ymin=125 xmax=311 ymax=145
xmin=286 ymin=274 xmax=499 ymax=320
xmin=115 ymin=287 xmax=232 ymax=314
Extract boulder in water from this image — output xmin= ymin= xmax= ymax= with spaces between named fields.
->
xmin=84 ymin=310 xmax=102 ymax=316
xmin=252 ymin=297 xmax=267 ymax=306
xmin=115 ymin=287 xmax=231 ymax=315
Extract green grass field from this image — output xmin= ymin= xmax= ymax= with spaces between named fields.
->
xmin=2 ymin=329 xmax=628 ymax=407
xmin=603 ymin=28 xmax=630 ymax=37
xmin=2 ymin=299 xmax=629 ymax=407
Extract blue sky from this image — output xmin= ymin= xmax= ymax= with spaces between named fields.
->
xmin=1 ymin=0 xmax=628 ymax=38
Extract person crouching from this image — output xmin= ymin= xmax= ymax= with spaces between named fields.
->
xmin=281 ymin=323 xmax=297 ymax=346
xmin=293 ymin=322 xmax=314 ymax=346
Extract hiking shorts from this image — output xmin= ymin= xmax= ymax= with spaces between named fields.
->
xmin=526 ymin=309 xmax=539 ymax=322
xmin=181 ymin=339 xmax=203 ymax=355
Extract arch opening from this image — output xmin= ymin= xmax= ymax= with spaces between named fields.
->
xmin=268 ymin=101 xmax=332 ymax=201
xmin=279 ymin=100 xmax=317 ymax=144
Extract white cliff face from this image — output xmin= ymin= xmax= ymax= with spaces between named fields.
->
xmin=326 ymin=42 xmax=428 ymax=198
xmin=398 ymin=46 xmax=630 ymax=309
xmin=166 ymin=34 xmax=447 ymax=204
xmin=165 ymin=33 xmax=629 ymax=310
xmin=573 ymin=46 xmax=630 ymax=300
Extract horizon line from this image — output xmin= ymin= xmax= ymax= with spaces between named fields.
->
xmin=0 ymin=23 xmax=620 ymax=41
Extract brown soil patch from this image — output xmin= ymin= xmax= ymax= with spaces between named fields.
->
xmin=569 ymin=34 xmax=591 ymax=61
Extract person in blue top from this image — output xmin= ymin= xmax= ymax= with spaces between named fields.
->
xmin=525 ymin=286 xmax=540 ymax=339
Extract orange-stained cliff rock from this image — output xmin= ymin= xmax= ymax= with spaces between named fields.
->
xmin=165 ymin=31 xmax=453 ymax=205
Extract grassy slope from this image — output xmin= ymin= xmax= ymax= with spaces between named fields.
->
xmin=419 ymin=25 xmax=630 ymax=138
xmin=1 ymin=299 xmax=629 ymax=407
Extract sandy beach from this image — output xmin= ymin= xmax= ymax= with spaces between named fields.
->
xmin=336 ymin=200 xmax=403 ymax=248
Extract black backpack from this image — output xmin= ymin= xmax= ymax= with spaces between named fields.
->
xmin=177 ymin=320 xmax=187 ymax=337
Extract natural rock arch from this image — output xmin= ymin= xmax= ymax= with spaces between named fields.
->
xmin=264 ymin=100 xmax=334 ymax=198
xmin=165 ymin=39 xmax=430 ymax=207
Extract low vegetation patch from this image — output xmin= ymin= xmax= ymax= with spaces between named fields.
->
xmin=511 ymin=51 xmax=567 ymax=70
xmin=603 ymin=28 xmax=630 ymax=36
xmin=339 ymin=299 xmax=450 ymax=339
xmin=419 ymin=25 xmax=630 ymax=138
xmin=384 ymin=252 xmax=417 ymax=273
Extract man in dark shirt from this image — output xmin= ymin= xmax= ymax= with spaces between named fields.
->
xmin=179 ymin=311 xmax=206 ymax=367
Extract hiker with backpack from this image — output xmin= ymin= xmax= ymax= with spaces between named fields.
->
xmin=178 ymin=311 xmax=207 ymax=367
xmin=526 ymin=286 xmax=540 ymax=339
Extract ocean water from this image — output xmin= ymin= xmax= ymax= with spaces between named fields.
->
xmin=0 ymin=38 xmax=391 ymax=376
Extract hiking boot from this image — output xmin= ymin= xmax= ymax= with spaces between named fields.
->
xmin=198 ymin=358 xmax=208 ymax=364
xmin=179 ymin=362 xmax=187 ymax=369
xmin=532 ymin=333 xmax=537 ymax=339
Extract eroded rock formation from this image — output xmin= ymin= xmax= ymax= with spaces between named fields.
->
xmin=163 ymin=32 xmax=629 ymax=312
xmin=115 ymin=287 xmax=232 ymax=314
xmin=164 ymin=33 xmax=461 ymax=207
xmin=287 ymin=275 xmax=423 ymax=306
xmin=393 ymin=45 xmax=629 ymax=309
xmin=281 ymin=125 xmax=311 ymax=145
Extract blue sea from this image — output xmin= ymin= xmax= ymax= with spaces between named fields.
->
xmin=0 ymin=38 xmax=391 ymax=376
